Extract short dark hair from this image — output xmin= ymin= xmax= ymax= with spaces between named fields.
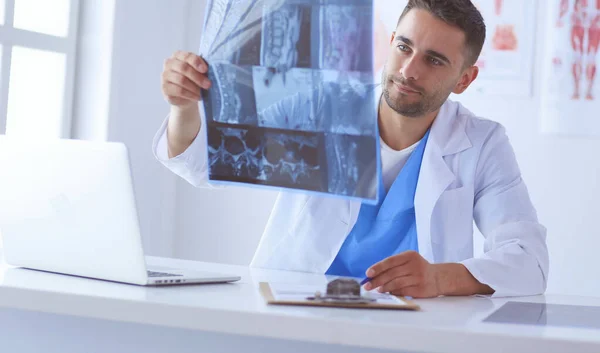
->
xmin=397 ymin=0 xmax=486 ymax=67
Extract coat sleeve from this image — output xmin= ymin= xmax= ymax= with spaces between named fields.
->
xmin=460 ymin=124 xmax=549 ymax=297
xmin=152 ymin=110 xmax=220 ymax=189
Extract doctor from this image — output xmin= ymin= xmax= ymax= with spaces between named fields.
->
xmin=155 ymin=0 xmax=549 ymax=298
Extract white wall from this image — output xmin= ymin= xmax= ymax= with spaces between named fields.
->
xmin=73 ymin=0 xmax=192 ymax=257
xmin=84 ymin=1 xmax=600 ymax=296
xmin=71 ymin=0 xmax=115 ymax=142
xmin=108 ymin=0 xmax=200 ymax=257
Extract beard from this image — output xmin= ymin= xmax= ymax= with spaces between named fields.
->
xmin=381 ymin=71 xmax=452 ymax=118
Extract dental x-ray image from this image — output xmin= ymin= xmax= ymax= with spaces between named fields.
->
xmin=200 ymin=0 xmax=379 ymax=203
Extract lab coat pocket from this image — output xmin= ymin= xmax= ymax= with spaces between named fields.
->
xmin=430 ymin=186 xmax=474 ymax=262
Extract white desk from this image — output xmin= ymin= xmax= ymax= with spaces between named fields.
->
xmin=0 ymin=254 xmax=599 ymax=353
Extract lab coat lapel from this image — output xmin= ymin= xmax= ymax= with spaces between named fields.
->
xmin=415 ymin=100 xmax=472 ymax=262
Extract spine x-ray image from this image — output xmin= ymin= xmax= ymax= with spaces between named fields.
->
xmin=200 ymin=0 xmax=379 ymax=203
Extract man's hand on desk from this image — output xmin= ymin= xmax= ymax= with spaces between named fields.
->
xmin=363 ymin=251 xmax=495 ymax=298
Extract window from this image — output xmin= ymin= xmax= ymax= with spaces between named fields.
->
xmin=0 ymin=0 xmax=80 ymax=248
xmin=0 ymin=0 xmax=80 ymax=138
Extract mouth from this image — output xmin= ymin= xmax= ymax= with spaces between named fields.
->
xmin=392 ymin=82 xmax=420 ymax=95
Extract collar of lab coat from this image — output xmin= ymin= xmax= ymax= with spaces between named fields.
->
xmin=428 ymin=99 xmax=473 ymax=157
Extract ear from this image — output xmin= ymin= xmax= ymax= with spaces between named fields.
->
xmin=390 ymin=31 xmax=396 ymax=45
xmin=452 ymin=66 xmax=479 ymax=94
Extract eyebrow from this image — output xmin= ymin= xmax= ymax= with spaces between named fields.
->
xmin=395 ymin=35 xmax=453 ymax=66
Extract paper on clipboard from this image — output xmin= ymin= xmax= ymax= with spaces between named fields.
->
xmin=260 ymin=282 xmax=420 ymax=310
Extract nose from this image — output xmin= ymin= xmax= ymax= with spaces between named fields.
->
xmin=400 ymin=55 xmax=421 ymax=81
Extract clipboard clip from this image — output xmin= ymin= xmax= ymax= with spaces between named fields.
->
xmin=306 ymin=278 xmax=376 ymax=304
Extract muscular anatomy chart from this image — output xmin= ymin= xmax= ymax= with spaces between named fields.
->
xmin=542 ymin=0 xmax=600 ymax=135
xmin=199 ymin=0 xmax=380 ymax=203
xmin=556 ymin=0 xmax=600 ymax=100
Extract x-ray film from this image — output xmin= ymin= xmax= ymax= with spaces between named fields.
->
xmin=200 ymin=0 xmax=380 ymax=203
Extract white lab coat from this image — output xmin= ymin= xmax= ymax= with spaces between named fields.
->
xmin=153 ymin=98 xmax=549 ymax=298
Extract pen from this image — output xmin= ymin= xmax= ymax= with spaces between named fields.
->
xmin=360 ymin=277 xmax=372 ymax=286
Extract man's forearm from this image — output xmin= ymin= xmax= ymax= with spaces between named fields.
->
xmin=167 ymin=104 xmax=201 ymax=158
xmin=433 ymin=263 xmax=495 ymax=296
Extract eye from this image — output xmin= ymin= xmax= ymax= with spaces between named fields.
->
xmin=397 ymin=44 xmax=410 ymax=52
xmin=429 ymin=57 xmax=443 ymax=66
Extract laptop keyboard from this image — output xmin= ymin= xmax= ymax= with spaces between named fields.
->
xmin=147 ymin=270 xmax=183 ymax=278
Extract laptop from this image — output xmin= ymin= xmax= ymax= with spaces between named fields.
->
xmin=0 ymin=135 xmax=241 ymax=286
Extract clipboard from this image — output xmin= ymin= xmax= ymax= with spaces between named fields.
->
xmin=259 ymin=282 xmax=420 ymax=311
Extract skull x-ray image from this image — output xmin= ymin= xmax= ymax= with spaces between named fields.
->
xmin=200 ymin=0 xmax=379 ymax=203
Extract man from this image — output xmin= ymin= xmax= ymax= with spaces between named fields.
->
xmin=155 ymin=0 xmax=549 ymax=298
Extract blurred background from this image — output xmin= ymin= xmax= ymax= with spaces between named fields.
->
xmin=0 ymin=0 xmax=598 ymax=297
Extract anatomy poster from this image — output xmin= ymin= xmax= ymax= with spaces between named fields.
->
xmin=541 ymin=0 xmax=600 ymax=136
xmin=199 ymin=0 xmax=380 ymax=203
xmin=465 ymin=0 xmax=537 ymax=96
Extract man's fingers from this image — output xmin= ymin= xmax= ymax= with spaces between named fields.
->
xmin=366 ymin=251 xmax=417 ymax=277
xmin=167 ymin=58 xmax=211 ymax=90
xmin=364 ymin=265 xmax=413 ymax=290
xmin=173 ymin=50 xmax=208 ymax=73
xmin=379 ymin=276 xmax=420 ymax=294
xmin=163 ymin=71 xmax=201 ymax=96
